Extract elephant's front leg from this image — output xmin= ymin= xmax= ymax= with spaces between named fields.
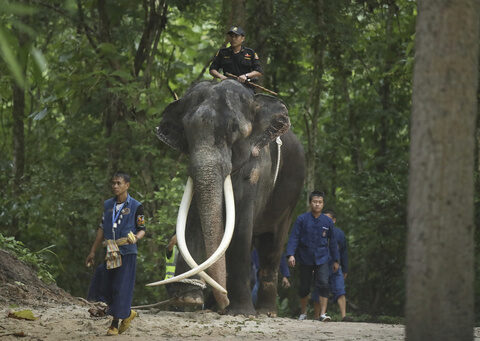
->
xmin=225 ymin=205 xmax=256 ymax=316
xmin=255 ymin=231 xmax=285 ymax=316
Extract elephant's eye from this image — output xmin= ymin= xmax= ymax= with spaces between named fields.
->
xmin=230 ymin=122 xmax=239 ymax=132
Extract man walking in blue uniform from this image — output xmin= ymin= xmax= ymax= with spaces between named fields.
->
xmin=312 ymin=209 xmax=352 ymax=321
xmin=323 ymin=209 xmax=352 ymax=321
xmin=286 ymin=191 xmax=339 ymax=322
xmin=85 ymin=172 xmax=146 ymax=335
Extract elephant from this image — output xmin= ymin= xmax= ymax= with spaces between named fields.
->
xmin=150 ymin=79 xmax=305 ymax=316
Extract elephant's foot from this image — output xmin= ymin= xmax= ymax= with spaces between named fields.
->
xmin=225 ymin=298 xmax=256 ymax=316
xmin=172 ymin=283 xmax=204 ymax=306
xmin=256 ymin=280 xmax=278 ymax=317
xmin=256 ymin=308 xmax=277 ymax=318
xmin=226 ymin=305 xmax=256 ymax=317
xmin=175 ymin=294 xmax=204 ymax=306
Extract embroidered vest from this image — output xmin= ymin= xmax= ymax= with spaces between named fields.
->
xmin=102 ymin=195 xmax=142 ymax=255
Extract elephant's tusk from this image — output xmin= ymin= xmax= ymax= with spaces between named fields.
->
xmin=174 ymin=176 xmax=230 ymax=293
xmin=165 ymin=176 xmax=226 ymax=293
xmin=146 ymin=175 xmax=235 ymax=292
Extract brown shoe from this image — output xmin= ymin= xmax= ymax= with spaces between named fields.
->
xmin=119 ymin=310 xmax=137 ymax=334
xmin=106 ymin=326 xmax=118 ymax=336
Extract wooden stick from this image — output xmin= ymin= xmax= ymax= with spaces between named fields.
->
xmin=225 ymin=72 xmax=278 ymax=96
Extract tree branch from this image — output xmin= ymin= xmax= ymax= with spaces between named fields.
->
xmin=134 ymin=0 xmax=168 ymax=76
xmin=76 ymin=0 xmax=97 ymax=50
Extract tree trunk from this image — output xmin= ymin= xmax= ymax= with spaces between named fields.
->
xmin=227 ymin=0 xmax=246 ymax=28
xmin=406 ymin=1 xmax=479 ymax=340
xmin=245 ymin=0 xmax=272 ymax=72
xmin=221 ymin=0 xmax=246 ymax=29
xmin=11 ymin=4 xmax=30 ymax=235
xmin=376 ymin=2 xmax=396 ymax=172
xmin=304 ymin=0 xmax=325 ymax=202
xmin=12 ymin=83 xmax=25 ymax=198
xmin=332 ymin=43 xmax=362 ymax=173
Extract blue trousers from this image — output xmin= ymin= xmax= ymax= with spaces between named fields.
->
xmin=105 ymin=254 xmax=137 ymax=319
xmin=298 ymin=263 xmax=330 ymax=298
xmin=87 ymin=263 xmax=107 ymax=302
xmin=312 ymin=267 xmax=346 ymax=302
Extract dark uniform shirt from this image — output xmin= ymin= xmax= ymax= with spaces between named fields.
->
xmin=209 ymin=46 xmax=262 ymax=79
xmin=286 ymin=212 xmax=339 ymax=266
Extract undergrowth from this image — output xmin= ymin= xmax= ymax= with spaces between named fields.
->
xmin=0 ymin=233 xmax=57 ymax=284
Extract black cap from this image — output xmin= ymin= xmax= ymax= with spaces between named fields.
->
xmin=227 ymin=26 xmax=245 ymax=36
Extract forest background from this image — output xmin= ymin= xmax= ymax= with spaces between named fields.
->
xmin=0 ymin=0 xmax=478 ymax=321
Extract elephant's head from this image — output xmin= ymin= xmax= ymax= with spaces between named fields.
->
xmin=152 ymin=80 xmax=290 ymax=308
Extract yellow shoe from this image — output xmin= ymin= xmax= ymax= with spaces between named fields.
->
xmin=106 ymin=326 xmax=119 ymax=336
xmin=119 ymin=310 xmax=137 ymax=334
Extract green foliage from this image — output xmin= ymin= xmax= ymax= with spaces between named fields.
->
xmin=0 ymin=233 xmax=56 ymax=284
xmin=276 ymin=296 xmax=290 ymax=318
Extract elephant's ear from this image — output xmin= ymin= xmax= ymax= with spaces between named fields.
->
xmin=155 ymin=100 xmax=188 ymax=153
xmin=251 ymin=94 xmax=291 ymax=153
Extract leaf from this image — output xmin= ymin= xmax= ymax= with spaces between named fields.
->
xmin=59 ymin=53 xmax=73 ymax=62
xmin=0 ymin=2 xmax=38 ymax=15
xmin=30 ymin=108 xmax=48 ymax=121
xmin=97 ymin=42 xmax=117 ymax=56
xmin=8 ymin=310 xmax=38 ymax=321
xmin=111 ymin=69 xmax=133 ymax=81
xmin=31 ymin=47 xmax=47 ymax=73
xmin=0 ymin=27 xmax=25 ymax=87
xmin=11 ymin=18 xmax=37 ymax=38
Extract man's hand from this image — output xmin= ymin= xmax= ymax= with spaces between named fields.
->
xmin=85 ymin=252 xmax=95 ymax=267
xmin=238 ymin=74 xmax=248 ymax=83
xmin=167 ymin=234 xmax=177 ymax=251
xmin=210 ymin=69 xmax=228 ymax=81
xmin=288 ymin=255 xmax=296 ymax=267
xmin=127 ymin=231 xmax=137 ymax=244
xmin=343 ymin=272 xmax=348 ymax=280
xmin=332 ymin=261 xmax=339 ymax=273
xmin=281 ymin=277 xmax=291 ymax=288
xmin=86 ymin=227 xmax=104 ymax=267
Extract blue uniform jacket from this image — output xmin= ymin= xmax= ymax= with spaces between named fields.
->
xmin=102 ymin=195 xmax=142 ymax=255
xmin=331 ymin=227 xmax=348 ymax=273
xmin=286 ymin=212 xmax=339 ymax=266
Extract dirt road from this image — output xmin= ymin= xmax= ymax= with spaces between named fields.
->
xmin=1 ymin=303 xmax=406 ymax=341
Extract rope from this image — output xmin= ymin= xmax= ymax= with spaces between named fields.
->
xmin=131 ymin=279 xmax=206 ymax=309
xmin=273 ymin=137 xmax=282 ymax=186
xmin=131 ymin=297 xmax=176 ymax=309
xmin=178 ymin=278 xmax=207 ymax=289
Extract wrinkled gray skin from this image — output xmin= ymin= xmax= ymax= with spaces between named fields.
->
xmin=156 ymin=79 xmax=305 ymax=315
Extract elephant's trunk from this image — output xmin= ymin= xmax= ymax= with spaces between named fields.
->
xmin=145 ymin=141 xmax=234 ymax=308
xmin=192 ymin=165 xmax=230 ymax=309
xmin=146 ymin=176 xmax=235 ymax=293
